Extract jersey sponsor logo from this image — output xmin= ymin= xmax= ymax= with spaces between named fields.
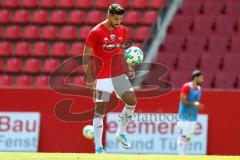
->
xmin=110 ymin=34 xmax=116 ymax=40
xmin=102 ymin=36 xmax=121 ymax=52
xmin=102 ymin=42 xmax=121 ymax=51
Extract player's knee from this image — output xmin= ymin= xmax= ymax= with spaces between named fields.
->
xmin=95 ymin=103 xmax=107 ymax=115
xmin=121 ymin=91 xmax=137 ymax=106
xmin=126 ymin=97 xmax=137 ymax=106
xmin=95 ymin=110 xmax=105 ymax=116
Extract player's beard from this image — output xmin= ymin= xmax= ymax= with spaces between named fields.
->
xmin=110 ymin=19 xmax=119 ymax=29
xmin=197 ymin=81 xmax=202 ymax=86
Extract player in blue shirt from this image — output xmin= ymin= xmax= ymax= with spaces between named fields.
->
xmin=177 ymin=70 xmax=205 ymax=155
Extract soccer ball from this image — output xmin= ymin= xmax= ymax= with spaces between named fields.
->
xmin=82 ymin=125 xmax=94 ymax=140
xmin=124 ymin=46 xmax=144 ymax=65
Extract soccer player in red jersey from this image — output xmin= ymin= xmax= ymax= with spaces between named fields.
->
xmin=83 ymin=4 xmax=136 ymax=154
xmin=177 ymin=70 xmax=205 ymax=155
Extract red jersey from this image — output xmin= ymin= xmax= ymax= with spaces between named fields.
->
xmin=85 ymin=22 xmax=128 ymax=79
xmin=180 ymin=82 xmax=199 ymax=96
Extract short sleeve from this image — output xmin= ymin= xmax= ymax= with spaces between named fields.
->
xmin=85 ymin=29 xmax=98 ymax=48
xmin=180 ymin=84 xmax=191 ymax=96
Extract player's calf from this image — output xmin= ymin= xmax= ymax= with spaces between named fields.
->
xmin=177 ymin=135 xmax=190 ymax=155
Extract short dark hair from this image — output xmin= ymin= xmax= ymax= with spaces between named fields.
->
xmin=108 ymin=4 xmax=125 ymax=15
xmin=191 ymin=70 xmax=203 ymax=80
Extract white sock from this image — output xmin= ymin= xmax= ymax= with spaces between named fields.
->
xmin=118 ymin=105 xmax=135 ymax=134
xmin=177 ymin=136 xmax=189 ymax=155
xmin=93 ymin=114 xmax=104 ymax=149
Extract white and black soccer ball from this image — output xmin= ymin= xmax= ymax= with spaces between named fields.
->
xmin=124 ymin=46 xmax=144 ymax=65
xmin=82 ymin=125 xmax=94 ymax=140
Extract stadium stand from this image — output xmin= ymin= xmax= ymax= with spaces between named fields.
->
xmin=0 ymin=0 xmax=238 ymax=89
xmin=156 ymin=0 xmax=240 ymax=89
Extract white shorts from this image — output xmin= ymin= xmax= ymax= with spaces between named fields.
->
xmin=177 ymin=120 xmax=197 ymax=138
xmin=94 ymin=74 xmax=134 ymax=102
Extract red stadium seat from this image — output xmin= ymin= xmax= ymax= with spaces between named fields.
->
xmin=75 ymin=0 xmax=93 ymax=8
xmin=52 ymin=42 xmax=68 ymax=57
xmin=0 ymin=10 xmax=11 ymax=23
xmin=0 ymin=75 xmax=14 ymax=86
xmin=13 ymin=10 xmax=30 ymax=23
xmin=69 ymin=11 xmax=85 ymax=24
xmin=215 ymin=15 xmax=237 ymax=36
xmin=148 ymin=0 xmax=165 ymax=9
xmin=181 ymin=0 xmax=203 ymax=15
xmin=202 ymin=72 xmax=214 ymax=88
xmin=32 ymin=42 xmax=49 ymax=57
xmin=73 ymin=76 xmax=85 ymax=86
xmin=124 ymin=11 xmax=141 ymax=25
xmin=41 ymin=26 xmax=58 ymax=40
xmin=5 ymin=58 xmax=23 ymax=73
xmin=60 ymin=59 xmax=79 ymax=74
xmin=134 ymin=27 xmax=151 ymax=41
xmin=193 ymin=16 xmax=214 ymax=36
xmin=0 ymin=41 xmax=12 ymax=56
xmin=39 ymin=0 xmax=56 ymax=8
xmin=69 ymin=42 xmax=84 ymax=56
xmin=4 ymin=0 xmax=19 ymax=8
xmin=203 ymin=1 xmax=224 ymax=16
xmin=238 ymin=74 xmax=240 ymax=89
xmin=0 ymin=27 xmax=2 ymax=38
xmin=0 ymin=59 xmax=3 ymax=71
xmin=86 ymin=11 xmax=104 ymax=24
xmin=21 ymin=0 xmax=38 ymax=8
xmin=208 ymin=35 xmax=229 ymax=53
xmin=200 ymin=53 xmax=222 ymax=74
xmin=50 ymin=10 xmax=67 ymax=24
xmin=230 ymin=36 xmax=240 ymax=52
xmin=142 ymin=11 xmax=158 ymax=25
xmin=170 ymin=15 xmax=193 ymax=35
xmin=185 ymin=35 xmax=207 ymax=53
xmin=59 ymin=26 xmax=77 ymax=40
xmin=79 ymin=26 xmax=92 ymax=40
xmin=112 ymin=0 xmax=129 ymax=8
xmin=215 ymin=72 xmax=237 ymax=89
xmin=225 ymin=1 xmax=240 ymax=15
xmin=126 ymin=27 xmax=133 ymax=40
xmin=170 ymin=71 xmax=192 ymax=88
xmin=23 ymin=25 xmax=40 ymax=39
xmin=157 ymin=52 xmax=178 ymax=70
xmin=177 ymin=53 xmax=201 ymax=71
xmin=5 ymin=25 xmax=21 ymax=39
xmin=16 ymin=75 xmax=33 ymax=87
xmin=57 ymin=0 xmax=74 ymax=8
xmin=237 ymin=74 xmax=240 ymax=89
xmin=51 ymin=76 xmax=71 ymax=87
xmin=42 ymin=59 xmax=60 ymax=73
xmin=131 ymin=0 xmax=147 ymax=9
xmin=14 ymin=42 xmax=31 ymax=56
xmin=163 ymin=35 xmax=185 ymax=52
xmin=95 ymin=0 xmax=111 ymax=9
xmin=23 ymin=58 xmax=41 ymax=73
xmin=35 ymin=75 xmax=49 ymax=87
xmin=222 ymin=54 xmax=240 ymax=72
xmin=32 ymin=10 xmax=49 ymax=24
xmin=238 ymin=17 xmax=240 ymax=35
